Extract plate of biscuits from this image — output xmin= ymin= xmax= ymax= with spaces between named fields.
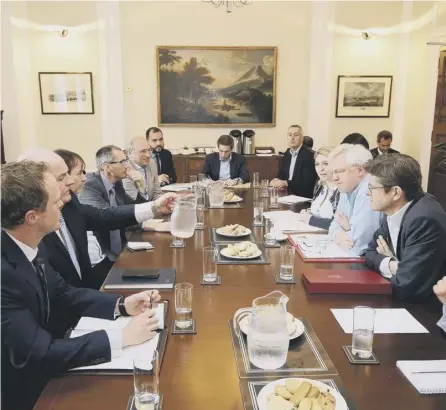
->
xmin=220 ymin=242 xmax=262 ymax=259
xmin=258 ymin=378 xmax=347 ymax=410
xmin=216 ymin=224 xmax=251 ymax=237
xmin=224 ymin=190 xmax=243 ymax=203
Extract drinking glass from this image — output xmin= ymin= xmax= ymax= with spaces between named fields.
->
xmin=260 ymin=179 xmax=269 ymax=197
xmin=279 ymin=245 xmax=295 ymax=281
xmin=352 ymin=306 xmax=375 ymax=358
xmin=175 ymin=283 xmax=193 ymax=328
xmin=253 ymin=201 xmax=264 ymax=226
xmin=196 ymin=205 xmax=205 ymax=230
xmin=170 ymin=195 xmax=197 ymax=248
xmin=264 ymin=218 xmax=276 ymax=246
xmin=252 ymin=172 xmax=260 ymax=188
xmin=208 ymin=181 xmax=225 ymax=207
xmin=202 ymin=246 xmax=217 ymax=283
xmin=269 ymin=187 xmax=279 ymax=208
xmin=133 ymin=350 xmax=160 ymax=410
xmin=189 ymin=175 xmax=198 ymax=192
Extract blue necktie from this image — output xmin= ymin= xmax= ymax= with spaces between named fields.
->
xmin=32 ymin=257 xmax=50 ymax=323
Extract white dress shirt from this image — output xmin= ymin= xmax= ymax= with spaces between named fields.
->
xmin=379 ymin=201 xmax=413 ymax=278
xmin=438 ymin=306 xmax=446 ymax=332
xmin=5 ymin=231 xmax=123 ymax=359
xmin=219 ymin=155 xmax=231 ymax=180
xmin=288 ymin=146 xmax=301 ymax=181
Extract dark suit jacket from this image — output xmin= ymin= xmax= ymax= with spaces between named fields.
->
xmin=79 ymin=172 xmax=137 ymax=259
xmin=277 ymin=147 xmax=317 ymax=198
xmin=41 ymin=193 xmax=137 ymax=290
xmin=365 ymin=194 xmax=446 ymax=302
xmin=370 ymin=147 xmax=399 ymax=158
xmin=157 ymin=148 xmax=177 ymax=183
xmin=1 ymin=230 xmax=118 ymax=410
xmin=202 ymin=152 xmax=250 ymax=183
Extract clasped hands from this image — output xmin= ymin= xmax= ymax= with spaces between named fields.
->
xmin=121 ymin=290 xmax=162 ymax=348
xmin=270 ymin=178 xmax=288 ymax=189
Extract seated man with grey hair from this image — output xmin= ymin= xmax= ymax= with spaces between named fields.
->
xmin=328 ymin=143 xmax=381 ymax=256
xmin=122 ymin=136 xmax=162 ymax=203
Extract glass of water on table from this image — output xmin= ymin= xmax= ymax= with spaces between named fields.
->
xmin=279 ymin=245 xmax=295 ymax=281
xmin=133 ymin=350 xmax=160 ymax=410
xmin=202 ymin=246 xmax=217 ymax=283
xmin=352 ymin=306 xmax=375 ymax=358
xmin=175 ymin=283 xmax=193 ymax=328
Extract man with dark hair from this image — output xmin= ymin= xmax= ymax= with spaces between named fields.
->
xmin=341 ymin=133 xmax=370 ymax=149
xmin=1 ymin=161 xmax=161 ymax=410
xmin=370 ymin=130 xmax=399 ymax=158
xmin=202 ymin=134 xmax=250 ymax=185
xmin=270 ymin=125 xmax=317 ymax=198
xmin=365 ymin=154 xmax=446 ymax=301
xmin=146 ymin=127 xmax=177 ymax=185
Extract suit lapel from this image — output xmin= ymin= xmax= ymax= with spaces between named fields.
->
xmin=291 ymin=148 xmax=305 ymax=180
xmin=395 ymin=195 xmax=423 ymax=258
xmin=230 ymin=156 xmax=236 ymax=179
xmin=214 ymin=154 xmax=220 ymax=180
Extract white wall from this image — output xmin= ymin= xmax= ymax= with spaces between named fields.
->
xmin=1 ymin=0 xmax=440 ymax=179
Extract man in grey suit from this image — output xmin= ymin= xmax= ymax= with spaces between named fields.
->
xmin=365 ymin=154 xmax=446 ymax=302
xmin=122 ymin=136 xmax=162 ymax=203
xmin=79 ymin=145 xmax=172 ymax=260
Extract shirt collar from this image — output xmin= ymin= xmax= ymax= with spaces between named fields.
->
xmin=289 ymin=146 xmax=301 ymax=156
xmin=130 ymin=159 xmax=144 ymax=172
xmin=100 ymin=172 xmax=114 ymax=193
xmin=378 ymin=148 xmax=384 ymax=155
xmin=348 ymin=174 xmax=369 ymax=200
xmin=387 ymin=200 xmax=413 ymax=227
xmin=220 ymin=154 xmax=232 ymax=163
xmin=5 ymin=230 xmax=38 ymax=262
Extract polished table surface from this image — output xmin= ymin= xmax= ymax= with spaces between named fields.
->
xmin=35 ymin=189 xmax=446 ymax=410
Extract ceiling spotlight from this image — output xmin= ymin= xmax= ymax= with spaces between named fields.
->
xmin=60 ymin=29 xmax=68 ymax=37
xmin=361 ymin=32 xmax=371 ymax=40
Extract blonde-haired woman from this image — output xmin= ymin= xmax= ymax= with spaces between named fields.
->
xmin=298 ymin=146 xmax=339 ymax=229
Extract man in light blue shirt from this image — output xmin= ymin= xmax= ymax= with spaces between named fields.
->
xmin=328 ymin=144 xmax=381 ymax=256
xmin=434 ymin=277 xmax=446 ymax=333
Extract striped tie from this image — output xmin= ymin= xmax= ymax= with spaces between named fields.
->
xmin=59 ymin=214 xmax=82 ymax=277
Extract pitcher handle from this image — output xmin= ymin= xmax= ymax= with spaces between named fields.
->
xmin=233 ymin=307 xmax=252 ymax=337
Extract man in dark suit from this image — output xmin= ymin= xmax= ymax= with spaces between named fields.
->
xmin=1 ymin=161 xmax=161 ymax=410
xmin=370 ymin=130 xmax=399 ymax=158
xmin=79 ymin=145 xmax=173 ymax=261
xmin=146 ymin=127 xmax=177 ymax=186
xmin=18 ymin=148 xmax=176 ymax=289
xmin=364 ymin=154 xmax=446 ymax=302
xmin=202 ymin=134 xmax=250 ymax=185
xmin=270 ymin=125 xmax=318 ymax=198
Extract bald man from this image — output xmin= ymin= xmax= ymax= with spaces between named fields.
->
xmin=122 ymin=136 xmax=162 ymax=203
xmin=18 ymin=148 xmax=175 ymax=291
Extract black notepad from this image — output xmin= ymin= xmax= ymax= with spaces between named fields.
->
xmin=103 ymin=267 xmax=176 ymax=290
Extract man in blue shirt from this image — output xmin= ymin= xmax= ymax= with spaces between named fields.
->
xmin=328 ymin=144 xmax=381 ymax=256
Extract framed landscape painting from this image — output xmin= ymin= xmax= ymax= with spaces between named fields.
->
xmin=336 ymin=75 xmax=393 ymax=118
xmin=38 ymin=72 xmax=94 ymax=114
xmin=156 ymin=46 xmax=277 ymax=126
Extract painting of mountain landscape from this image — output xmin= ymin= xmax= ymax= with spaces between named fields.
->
xmin=156 ymin=46 xmax=277 ymax=126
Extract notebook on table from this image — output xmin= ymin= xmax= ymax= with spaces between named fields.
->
xmin=397 ymin=360 xmax=446 ymax=394
xmin=103 ymin=267 xmax=176 ymax=290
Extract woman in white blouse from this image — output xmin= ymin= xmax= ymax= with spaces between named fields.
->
xmin=297 ymin=146 xmax=339 ymax=230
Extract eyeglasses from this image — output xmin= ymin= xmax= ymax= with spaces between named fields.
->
xmin=108 ymin=158 xmax=129 ymax=165
xmin=332 ymin=168 xmax=347 ymax=176
xmin=368 ymin=183 xmax=388 ymax=193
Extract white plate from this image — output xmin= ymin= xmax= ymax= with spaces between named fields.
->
xmin=216 ymin=227 xmax=252 ymax=237
xmin=273 ymin=233 xmax=288 ymax=242
xmin=257 ymin=378 xmax=348 ymax=410
xmin=224 ymin=197 xmax=243 ymax=203
xmin=239 ymin=313 xmax=305 ymax=340
xmin=220 ymin=247 xmax=262 ymax=260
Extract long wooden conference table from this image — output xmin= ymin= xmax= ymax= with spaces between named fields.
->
xmin=35 ymin=189 xmax=446 ymax=410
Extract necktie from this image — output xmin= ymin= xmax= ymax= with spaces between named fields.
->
xmin=32 ymin=257 xmax=50 ymax=323
xmin=59 ymin=214 xmax=82 ymax=277
xmin=108 ymin=188 xmax=123 ymax=257
xmin=155 ymin=153 xmax=161 ymax=175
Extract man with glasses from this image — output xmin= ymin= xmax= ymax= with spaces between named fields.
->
xmin=79 ymin=145 xmax=171 ymax=261
xmin=364 ymin=154 xmax=446 ymax=302
xmin=122 ymin=136 xmax=163 ymax=203
xmin=327 ymin=144 xmax=381 ymax=256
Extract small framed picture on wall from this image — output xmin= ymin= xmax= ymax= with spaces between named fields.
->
xmin=38 ymin=72 xmax=94 ymax=114
xmin=336 ymin=75 xmax=393 ymax=118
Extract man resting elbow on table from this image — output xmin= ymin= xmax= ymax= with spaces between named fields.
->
xmin=1 ymin=161 xmax=162 ymax=410
xmin=326 ymin=144 xmax=381 ymax=256
xmin=364 ymin=154 xmax=446 ymax=302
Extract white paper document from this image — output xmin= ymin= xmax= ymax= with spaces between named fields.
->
xmin=278 ymin=195 xmax=312 ymax=204
xmin=127 ymin=241 xmax=154 ymax=251
xmin=263 ymin=211 xmax=326 ymax=233
xmin=69 ymin=304 xmax=164 ymax=371
xmin=397 ymin=360 xmax=446 ymax=394
xmin=331 ymin=308 xmax=429 ymax=334
xmin=160 ymin=183 xmax=192 ymax=192
xmin=290 ymin=234 xmax=359 ymax=258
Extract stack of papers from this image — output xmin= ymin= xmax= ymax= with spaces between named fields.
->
xmin=263 ymin=211 xmax=325 ymax=233
xmin=70 ymin=304 xmax=164 ymax=371
xmin=290 ymin=234 xmax=359 ymax=258
xmin=330 ymin=308 xmax=429 ymax=334
xmin=127 ymin=241 xmax=154 ymax=251
xmin=278 ymin=195 xmax=312 ymax=204
xmin=397 ymin=361 xmax=446 ymax=394
xmin=160 ymin=183 xmax=192 ymax=192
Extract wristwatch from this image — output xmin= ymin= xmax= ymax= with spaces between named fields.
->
xmin=117 ymin=296 xmax=130 ymax=317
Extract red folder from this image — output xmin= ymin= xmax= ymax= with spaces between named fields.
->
xmin=302 ymin=269 xmax=392 ymax=295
